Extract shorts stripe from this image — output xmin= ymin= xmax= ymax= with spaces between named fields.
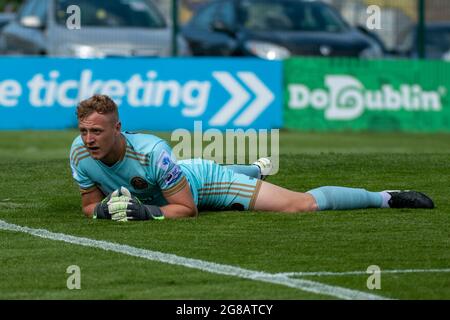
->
xmin=198 ymin=186 xmax=256 ymax=194
xmin=249 ymin=180 xmax=263 ymax=210
xmin=198 ymin=192 xmax=253 ymax=199
xmin=202 ymin=182 xmax=256 ymax=189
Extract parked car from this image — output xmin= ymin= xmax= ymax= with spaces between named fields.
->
xmin=0 ymin=12 xmax=15 ymax=52
xmin=0 ymin=12 xmax=15 ymax=29
xmin=1 ymin=0 xmax=190 ymax=57
xmin=400 ymin=22 xmax=450 ymax=60
xmin=181 ymin=0 xmax=384 ymax=60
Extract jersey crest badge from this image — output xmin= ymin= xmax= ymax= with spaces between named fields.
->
xmin=131 ymin=176 xmax=149 ymax=190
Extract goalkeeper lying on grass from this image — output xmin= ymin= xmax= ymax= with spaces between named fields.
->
xmin=70 ymin=95 xmax=434 ymax=222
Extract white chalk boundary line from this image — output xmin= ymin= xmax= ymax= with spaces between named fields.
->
xmin=0 ymin=219 xmax=386 ymax=300
xmin=277 ymin=269 xmax=450 ymax=277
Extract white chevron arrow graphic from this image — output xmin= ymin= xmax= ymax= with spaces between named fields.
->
xmin=233 ymin=72 xmax=275 ymax=126
xmin=209 ymin=72 xmax=250 ymax=126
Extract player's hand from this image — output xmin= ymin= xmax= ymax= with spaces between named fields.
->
xmin=107 ymin=187 xmax=165 ymax=221
xmin=93 ymin=190 xmax=116 ymax=219
xmin=107 ymin=187 xmax=132 ymax=222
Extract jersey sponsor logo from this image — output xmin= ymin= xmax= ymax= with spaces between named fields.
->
xmin=157 ymin=150 xmax=172 ymax=171
xmin=164 ymin=166 xmax=182 ymax=187
xmin=131 ymin=176 xmax=149 ymax=190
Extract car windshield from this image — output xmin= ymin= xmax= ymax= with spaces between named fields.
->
xmin=238 ymin=0 xmax=349 ymax=32
xmin=55 ymin=0 xmax=166 ymax=28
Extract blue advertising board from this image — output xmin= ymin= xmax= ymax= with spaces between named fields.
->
xmin=0 ymin=58 xmax=282 ymax=130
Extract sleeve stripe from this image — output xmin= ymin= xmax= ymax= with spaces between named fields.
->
xmin=126 ymin=152 xmax=149 ymax=163
xmin=72 ymin=150 xmax=90 ymax=165
xmin=70 ymin=145 xmax=88 ymax=161
xmin=162 ymin=177 xmax=188 ymax=197
xmin=80 ymin=185 xmax=98 ymax=194
xmin=125 ymin=152 xmax=150 ymax=165
xmin=75 ymin=153 xmax=91 ymax=166
xmin=126 ymin=146 xmax=147 ymax=158
xmin=125 ymin=156 xmax=150 ymax=166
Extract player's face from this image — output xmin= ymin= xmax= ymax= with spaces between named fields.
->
xmin=78 ymin=112 xmax=121 ymax=162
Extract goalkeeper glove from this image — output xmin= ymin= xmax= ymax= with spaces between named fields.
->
xmin=106 ymin=187 xmax=165 ymax=222
xmin=93 ymin=191 xmax=115 ymax=219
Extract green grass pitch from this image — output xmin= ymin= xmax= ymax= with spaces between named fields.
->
xmin=0 ymin=130 xmax=449 ymax=299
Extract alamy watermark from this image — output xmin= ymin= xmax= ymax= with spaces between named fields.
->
xmin=66 ymin=5 xmax=81 ymax=30
xmin=366 ymin=265 xmax=381 ymax=290
xmin=171 ymin=121 xmax=279 ymax=175
xmin=65 ymin=4 xmax=382 ymax=33
xmin=366 ymin=5 xmax=381 ymax=30
xmin=66 ymin=265 xmax=81 ymax=289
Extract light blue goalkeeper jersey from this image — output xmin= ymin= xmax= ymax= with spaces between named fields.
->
xmin=70 ymin=132 xmax=261 ymax=210
xmin=70 ymin=132 xmax=188 ymax=207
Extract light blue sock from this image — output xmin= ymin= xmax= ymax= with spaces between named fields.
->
xmin=225 ymin=164 xmax=261 ymax=179
xmin=307 ymin=186 xmax=383 ymax=211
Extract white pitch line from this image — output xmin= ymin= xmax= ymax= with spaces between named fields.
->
xmin=277 ymin=269 xmax=450 ymax=277
xmin=0 ymin=219 xmax=387 ymax=300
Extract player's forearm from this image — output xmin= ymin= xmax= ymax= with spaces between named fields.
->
xmin=160 ymin=204 xmax=198 ymax=218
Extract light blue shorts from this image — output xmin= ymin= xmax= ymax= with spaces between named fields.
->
xmin=179 ymin=159 xmax=262 ymax=211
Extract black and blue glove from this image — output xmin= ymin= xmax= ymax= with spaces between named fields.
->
xmin=94 ymin=187 xmax=164 ymax=222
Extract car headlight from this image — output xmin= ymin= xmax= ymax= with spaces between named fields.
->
xmin=59 ymin=44 xmax=105 ymax=58
xmin=244 ymin=41 xmax=291 ymax=60
xmin=359 ymin=44 xmax=383 ymax=59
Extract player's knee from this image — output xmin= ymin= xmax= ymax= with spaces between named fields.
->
xmin=285 ymin=193 xmax=318 ymax=213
